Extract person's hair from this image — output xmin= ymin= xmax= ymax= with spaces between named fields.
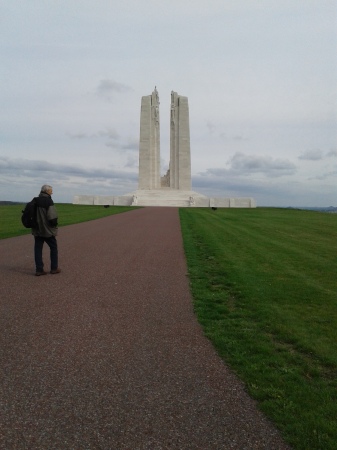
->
xmin=40 ymin=184 xmax=52 ymax=194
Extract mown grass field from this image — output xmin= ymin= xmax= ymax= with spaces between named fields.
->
xmin=179 ymin=207 xmax=337 ymax=450
xmin=1 ymin=204 xmax=336 ymax=448
xmin=0 ymin=204 xmax=137 ymax=240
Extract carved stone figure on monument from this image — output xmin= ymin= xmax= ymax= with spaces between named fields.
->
xmin=151 ymin=87 xmax=160 ymax=124
xmin=154 ymin=105 xmax=159 ymax=123
xmin=170 ymin=106 xmax=175 ymax=124
xmin=154 ymin=86 xmax=159 ymax=103
xmin=170 ymin=91 xmax=175 ymax=124
xmin=160 ymin=169 xmax=170 ymax=187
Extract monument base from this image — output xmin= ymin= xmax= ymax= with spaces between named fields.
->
xmin=73 ymin=189 xmax=256 ymax=208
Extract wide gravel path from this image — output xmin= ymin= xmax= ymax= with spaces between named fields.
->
xmin=0 ymin=207 xmax=290 ymax=449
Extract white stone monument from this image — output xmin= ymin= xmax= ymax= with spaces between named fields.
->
xmin=73 ymin=87 xmax=256 ymax=208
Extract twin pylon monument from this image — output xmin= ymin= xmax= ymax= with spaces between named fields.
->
xmin=74 ymin=87 xmax=256 ymax=208
xmin=139 ymin=87 xmax=191 ymax=191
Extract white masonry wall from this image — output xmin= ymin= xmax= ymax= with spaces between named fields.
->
xmin=170 ymin=91 xmax=192 ymax=191
xmin=177 ymin=96 xmax=192 ymax=191
xmin=138 ymin=89 xmax=160 ymax=190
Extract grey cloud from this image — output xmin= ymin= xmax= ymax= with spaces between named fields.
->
xmin=192 ymin=173 xmax=290 ymax=201
xmin=196 ymin=155 xmax=297 ymax=180
xmin=105 ymin=138 xmax=138 ymax=152
xmin=199 ymin=168 xmax=230 ymax=178
xmin=206 ymin=121 xmax=216 ymax=134
xmin=66 ymin=132 xmax=88 ymax=139
xmin=105 ymin=141 xmax=119 ymax=149
xmin=98 ymin=128 xmax=120 ymax=140
xmin=121 ymin=138 xmax=138 ymax=151
xmin=193 ymin=152 xmax=299 ymax=202
xmin=327 ymin=149 xmax=337 ymax=157
xmin=232 ymin=135 xmax=249 ymax=141
xmin=0 ymin=157 xmax=56 ymax=173
xmin=219 ymin=133 xmax=249 ymax=141
xmin=0 ymin=156 xmax=137 ymax=182
xmin=96 ymin=79 xmax=132 ymax=99
xmin=125 ymin=155 xmax=138 ymax=168
xmin=309 ymin=170 xmax=337 ymax=181
xmin=193 ymin=173 xmax=253 ymax=192
xmin=228 ymin=152 xmax=297 ymax=177
xmin=298 ymin=149 xmax=324 ymax=160
xmin=207 ymin=122 xmax=248 ymax=141
xmin=67 ymin=128 xmax=120 ymax=141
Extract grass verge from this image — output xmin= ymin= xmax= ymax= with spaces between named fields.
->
xmin=0 ymin=204 xmax=138 ymax=240
xmin=179 ymin=207 xmax=337 ymax=450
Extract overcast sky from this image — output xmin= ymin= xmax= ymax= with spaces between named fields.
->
xmin=1 ymin=0 xmax=336 ymax=206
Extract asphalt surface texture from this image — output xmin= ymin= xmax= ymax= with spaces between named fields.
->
xmin=0 ymin=207 xmax=291 ymax=449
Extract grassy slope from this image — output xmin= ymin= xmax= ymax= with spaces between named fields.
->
xmin=0 ymin=204 xmax=137 ymax=240
xmin=179 ymin=207 xmax=337 ymax=450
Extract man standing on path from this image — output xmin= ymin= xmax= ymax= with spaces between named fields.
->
xmin=32 ymin=185 xmax=61 ymax=276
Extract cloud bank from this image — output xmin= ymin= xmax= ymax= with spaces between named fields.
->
xmin=0 ymin=1 xmax=336 ymax=207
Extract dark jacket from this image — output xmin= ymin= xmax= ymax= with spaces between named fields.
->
xmin=32 ymin=193 xmax=58 ymax=237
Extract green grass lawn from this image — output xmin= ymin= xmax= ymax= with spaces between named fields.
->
xmin=0 ymin=203 xmax=138 ymax=240
xmin=179 ymin=207 xmax=337 ymax=450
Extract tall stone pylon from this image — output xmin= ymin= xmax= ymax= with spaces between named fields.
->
xmin=138 ymin=87 xmax=160 ymax=190
xmin=170 ymin=91 xmax=192 ymax=190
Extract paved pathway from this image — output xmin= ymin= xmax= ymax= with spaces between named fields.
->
xmin=0 ymin=207 xmax=290 ymax=449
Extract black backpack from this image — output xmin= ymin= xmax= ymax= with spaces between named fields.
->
xmin=21 ymin=198 xmax=38 ymax=229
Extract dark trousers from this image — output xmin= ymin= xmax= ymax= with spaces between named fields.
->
xmin=34 ymin=236 xmax=58 ymax=272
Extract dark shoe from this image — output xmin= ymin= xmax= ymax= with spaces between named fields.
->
xmin=35 ymin=270 xmax=48 ymax=276
xmin=50 ymin=268 xmax=61 ymax=274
